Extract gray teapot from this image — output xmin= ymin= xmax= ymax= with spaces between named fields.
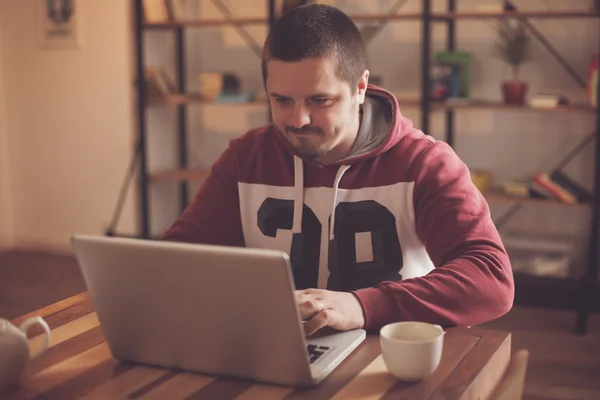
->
xmin=0 ymin=316 xmax=50 ymax=395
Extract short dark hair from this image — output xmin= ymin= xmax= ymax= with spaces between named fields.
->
xmin=261 ymin=4 xmax=366 ymax=88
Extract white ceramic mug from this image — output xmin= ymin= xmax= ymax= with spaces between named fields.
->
xmin=0 ymin=316 xmax=51 ymax=395
xmin=380 ymin=321 xmax=445 ymax=381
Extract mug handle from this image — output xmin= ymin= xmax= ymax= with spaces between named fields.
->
xmin=19 ymin=316 xmax=51 ymax=359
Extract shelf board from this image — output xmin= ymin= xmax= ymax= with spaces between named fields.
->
xmin=144 ymin=17 xmax=268 ymax=29
xmin=398 ymin=97 xmax=596 ymax=112
xmin=142 ymin=10 xmax=598 ymax=29
xmin=150 ymin=169 xmax=210 ymax=182
xmin=434 ymin=100 xmax=597 ymax=113
xmin=146 ymin=94 xmax=267 ymax=106
xmin=435 ymin=10 xmax=599 ymax=19
xmin=146 ymin=94 xmax=596 ymax=113
xmin=346 ymin=12 xmax=424 ymax=21
xmin=415 ymin=98 xmax=596 ymax=112
xmin=483 ymin=190 xmax=590 ymax=207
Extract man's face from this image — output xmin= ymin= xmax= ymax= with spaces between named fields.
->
xmin=265 ymin=57 xmax=368 ymax=164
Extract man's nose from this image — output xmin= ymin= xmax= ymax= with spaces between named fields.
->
xmin=288 ymin=105 xmax=311 ymax=129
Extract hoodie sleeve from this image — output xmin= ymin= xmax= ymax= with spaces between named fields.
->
xmin=352 ymin=140 xmax=514 ymax=330
xmin=161 ymin=141 xmax=245 ymax=247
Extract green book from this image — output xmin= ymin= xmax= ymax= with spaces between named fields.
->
xmin=434 ymin=51 xmax=471 ymax=98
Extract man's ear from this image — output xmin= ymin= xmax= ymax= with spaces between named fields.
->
xmin=356 ymin=69 xmax=370 ymax=104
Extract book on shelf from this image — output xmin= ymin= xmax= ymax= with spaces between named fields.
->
xmin=430 ymin=62 xmax=461 ymax=101
xmin=433 ymin=51 xmax=471 ymax=99
xmin=528 ymin=93 xmax=569 ymax=109
xmin=500 ymin=170 xmax=592 ymax=205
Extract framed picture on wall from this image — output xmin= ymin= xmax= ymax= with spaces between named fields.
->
xmin=36 ymin=0 xmax=82 ymax=49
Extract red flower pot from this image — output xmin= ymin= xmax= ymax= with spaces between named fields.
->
xmin=502 ymin=80 xmax=528 ymax=105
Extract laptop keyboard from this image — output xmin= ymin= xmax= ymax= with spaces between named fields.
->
xmin=307 ymin=344 xmax=331 ymax=364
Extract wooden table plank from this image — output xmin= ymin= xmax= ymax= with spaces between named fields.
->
xmin=330 ymin=355 xmax=397 ymax=400
xmin=79 ymin=365 xmax=171 ymax=399
xmin=26 ymin=342 xmax=112 ymax=393
xmin=28 ymin=311 xmax=99 ymax=353
xmin=25 ymin=326 xmax=105 ymax=376
xmin=234 ymin=383 xmax=293 ymax=400
xmin=38 ymin=359 xmax=133 ymax=400
xmin=186 ymin=377 xmax=256 ymax=399
xmin=5 ymin=293 xmax=512 ymax=400
xmin=11 ymin=292 xmax=90 ymax=327
xmin=136 ymin=372 xmax=215 ymax=400
xmin=431 ymin=328 xmax=512 ymax=400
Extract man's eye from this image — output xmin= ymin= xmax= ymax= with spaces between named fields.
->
xmin=275 ymin=97 xmax=291 ymax=105
xmin=312 ymin=98 xmax=332 ymax=106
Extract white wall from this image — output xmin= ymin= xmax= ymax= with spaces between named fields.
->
xmin=0 ymin=0 xmax=138 ymax=253
xmin=0 ymin=8 xmax=15 ymax=250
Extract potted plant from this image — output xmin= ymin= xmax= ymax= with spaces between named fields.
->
xmin=492 ymin=19 xmax=534 ymax=105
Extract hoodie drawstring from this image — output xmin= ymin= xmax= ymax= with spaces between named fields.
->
xmin=292 ymin=156 xmax=350 ymax=240
xmin=329 ymin=164 xmax=351 ymax=240
xmin=292 ymin=156 xmax=304 ymax=234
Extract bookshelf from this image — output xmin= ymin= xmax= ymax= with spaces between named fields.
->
xmin=121 ymin=0 xmax=600 ymax=334
xmin=420 ymin=0 xmax=600 ymax=335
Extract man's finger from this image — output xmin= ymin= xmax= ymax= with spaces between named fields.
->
xmin=298 ymin=298 xmax=324 ymax=321
xmin=303 ymin=310 xmax=330 ymax=336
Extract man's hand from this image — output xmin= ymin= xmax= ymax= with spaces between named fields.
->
xmin=295 ymin=288 xmax=365 ymax=336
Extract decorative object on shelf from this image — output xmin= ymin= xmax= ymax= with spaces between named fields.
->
xmin=142 ymin=0 xmax=170 ymax=23
xmin=492 ymin=19 xmax=534 ymax=105
xmin=222 ymin=73 xmax=241 ymax=95
xmin=475 ymin=0 xmax=516 ymax=13
xmin=199 ymin=73 xmax=224 ymax=99
xmin=35 ymin=0 xmax=81 ymax=49
xmin=503 ymin=1 xmax=516 ymax=12
xmin=470 ymin=169 xmax=493 ymax=193
xmin=198 ymin=73 xmax=254 ymax=103
xmin=475 ymin=0 xmax=504 ymax=13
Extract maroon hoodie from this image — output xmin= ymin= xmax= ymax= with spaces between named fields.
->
xmin=163 ymin=85 xmax=514 ymax=330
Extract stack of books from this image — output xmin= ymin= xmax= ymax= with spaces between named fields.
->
xmin=501 ymin=170 xmax=592 ymax=205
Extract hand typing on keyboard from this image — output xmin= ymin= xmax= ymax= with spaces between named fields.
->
xmin=295 ymin=288 xmax=365 ymax=337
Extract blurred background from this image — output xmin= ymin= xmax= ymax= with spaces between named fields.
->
xmin=0 ymin=1 xmax=599 ymax=398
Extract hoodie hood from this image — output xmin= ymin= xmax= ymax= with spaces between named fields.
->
xmin=289 ymin=84 xmax=408 ymax=240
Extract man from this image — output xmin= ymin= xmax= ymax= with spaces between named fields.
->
xmin=163 ymin=4 xmax=514 ymax=336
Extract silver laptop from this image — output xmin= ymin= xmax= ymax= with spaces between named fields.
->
xmin=71 ymin=234 xmax=366 ymax=387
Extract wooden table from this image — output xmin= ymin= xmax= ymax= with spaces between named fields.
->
xmin=6 ymin=293 xmax=511 ymax=400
